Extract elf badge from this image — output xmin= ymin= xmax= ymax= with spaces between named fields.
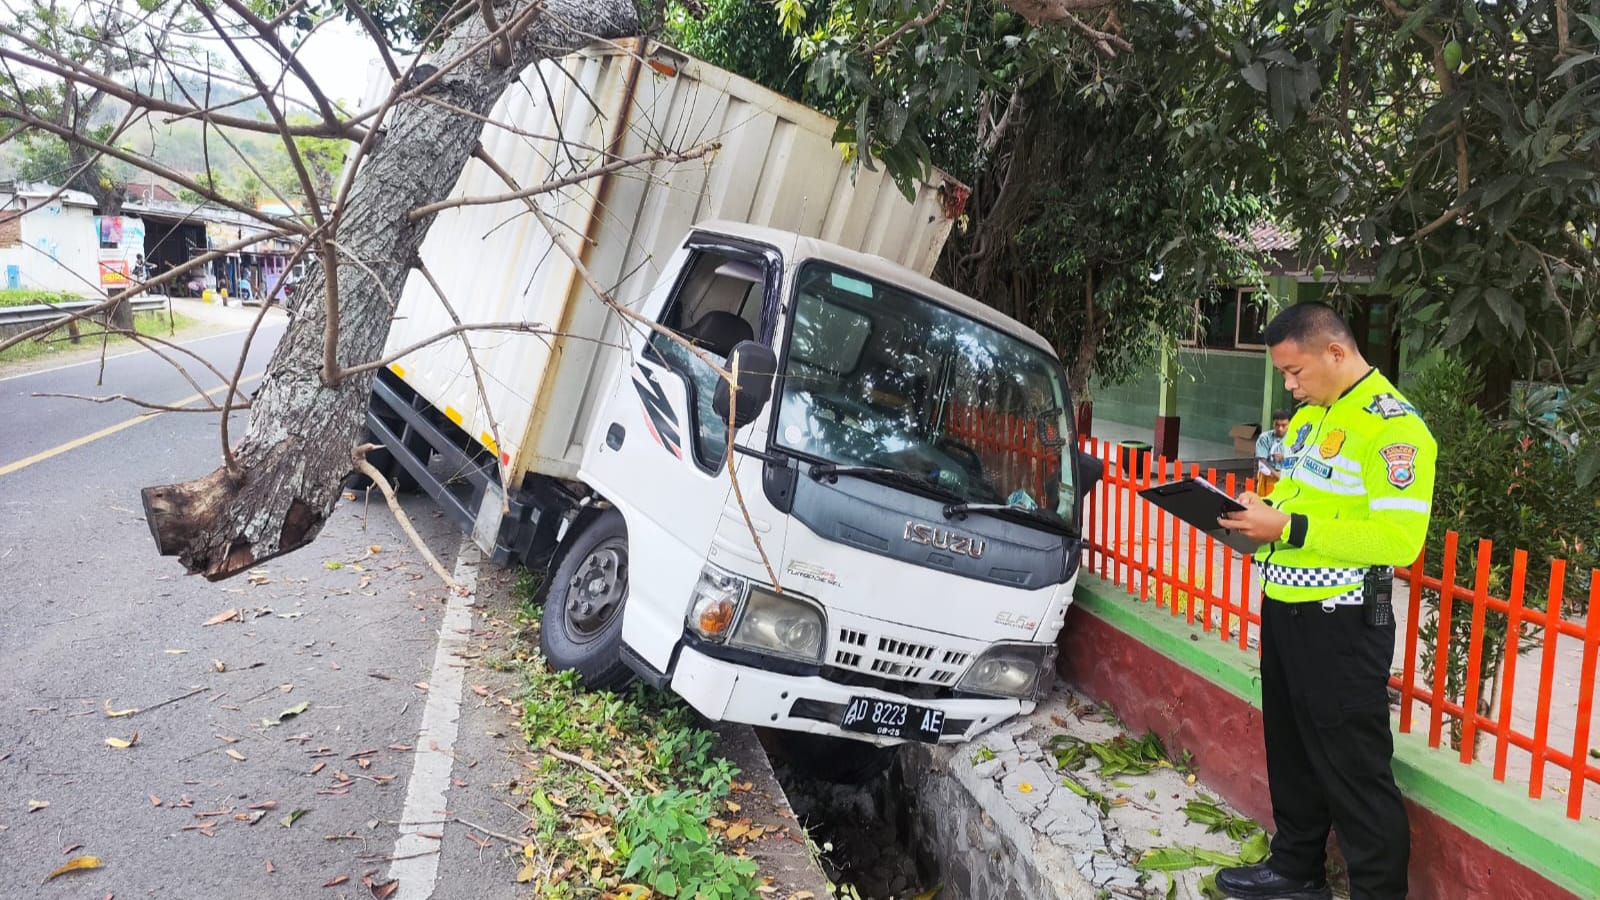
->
xmin=1380 ymin=443 xmax=1417 ymax=488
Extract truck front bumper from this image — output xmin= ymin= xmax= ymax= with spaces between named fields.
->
xmin=668 ymin=646 xmax=1028 ymax=746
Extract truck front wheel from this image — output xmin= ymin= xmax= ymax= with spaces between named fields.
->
xmin=539 ymin=510 xmax=635 ymax=690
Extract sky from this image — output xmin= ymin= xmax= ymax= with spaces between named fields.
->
xmin=235 ymin=16 xmax=388 ymax=111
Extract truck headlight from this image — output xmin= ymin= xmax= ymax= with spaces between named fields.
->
xmin=957 ymin=642 xmax=1057 ymax=700
xmin=686 ymin=566 xmax=746 ymax=642
xmin=728 ymin=586 xmax=825 ymax=663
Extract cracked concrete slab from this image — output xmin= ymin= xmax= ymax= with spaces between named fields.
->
xmin=900 ymin=685 xmax=1267 ymax=899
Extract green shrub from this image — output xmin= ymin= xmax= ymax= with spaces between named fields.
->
xmin=0 ymin=288 xmax=79 ymax=308
xmin=1406 ymin=354 xmax=1599 ymax=750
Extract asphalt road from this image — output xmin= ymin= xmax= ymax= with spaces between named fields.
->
xmin=0 ymin=323 xmax=539 ymax=900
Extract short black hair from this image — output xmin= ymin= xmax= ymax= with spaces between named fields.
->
xmin=1272 ymin=408 xmax=1292 ymax=422
xmin=1263 ymin=302 xmax=1356 ymax=348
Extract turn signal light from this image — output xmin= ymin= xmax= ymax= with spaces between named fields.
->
xmin=697 ymin=598 xmax=736 ymax=638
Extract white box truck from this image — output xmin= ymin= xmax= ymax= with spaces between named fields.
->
xmin=363 ymin=39 xmax=1101 ymax=749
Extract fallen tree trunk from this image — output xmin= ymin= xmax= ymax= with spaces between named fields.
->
xmin=142 ymin=0 xmax=639 ymax=580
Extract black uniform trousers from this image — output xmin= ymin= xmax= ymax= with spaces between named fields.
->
xmin=1260 ymin=595 xmax=1409 ymax=899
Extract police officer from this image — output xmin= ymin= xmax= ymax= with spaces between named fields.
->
xmin=1215 ymin=302 xmax=1436 ymax=900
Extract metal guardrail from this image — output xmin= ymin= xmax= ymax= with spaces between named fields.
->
xmin=0 ymin=297 xmax=167 ymax=328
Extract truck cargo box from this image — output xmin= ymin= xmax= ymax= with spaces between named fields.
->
xmin=377 ymin=39 xmax=964 ymax=483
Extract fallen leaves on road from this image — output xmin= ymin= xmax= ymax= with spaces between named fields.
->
xmin=103 ymin=702 xmax=138 ymax=718
xmin=324 ymin=561 xmax=344 ymax=570
xmin=150 ymin=796 xmax=161 ymax=807
xmin=28 ymin=799 xmax=49 ymax=812
xmin=44 ymin=856 xmax=102 ymax=881
xmin=213 ymin=660 xmax=227 ymax=673
xmin=225 ymin=749 xmax=247 ymax=762
xmin=164 ymin=649 xmax=188 ymax=655
xmin=104 ymin=733 xmax=139 ymax=749
xmin=265 ymin=860 xmax=275 ymax=874
xmin=323 ymin=875 xmax=349 ymax=887
xmin=263 ymin=702 xmax=311 ymax=727
xmin=363 ymin=872 xmax=399 ymax=899
xmin=203 ymin=609 xmax=240 ymax=627
xmin=470 ymin=685 xmax=489 ymax=697
xmin=281 ymin=809 xmax=308 ymax=828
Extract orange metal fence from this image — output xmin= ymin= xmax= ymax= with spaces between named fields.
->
xmin=1076 ymin=436 xmax=1600 ymax=821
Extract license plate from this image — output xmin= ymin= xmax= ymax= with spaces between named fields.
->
xmin=838 ymin=696 xmax=946 ymax=743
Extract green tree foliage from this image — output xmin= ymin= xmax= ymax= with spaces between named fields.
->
xmin=0 ymin=0 xmax=154 ymax=212
xmin=669 ymin=0 xmax=1263 ymax=402
xmin=1178 ymin=0 xmax=1599 ymax=452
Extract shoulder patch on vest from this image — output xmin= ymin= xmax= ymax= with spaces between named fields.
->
xmin=1289 ymin=423 xmax=1313 ymax=452
xmin=1380 ymin=443 xmax=1418 ymax=488
xmin=1364 ymin=393 xmax=1410 ymax=419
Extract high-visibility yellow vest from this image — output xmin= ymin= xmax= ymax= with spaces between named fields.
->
xmin=1259 ymin=368 xmax=1438 ymax=603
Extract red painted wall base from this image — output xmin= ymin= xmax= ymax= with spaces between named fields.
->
xmin=1056 ymin=603 xmax=1578 ymax=900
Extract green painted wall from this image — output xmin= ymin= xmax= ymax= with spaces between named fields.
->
xmin=1094 ymin=348 xmax=1273 ymax=446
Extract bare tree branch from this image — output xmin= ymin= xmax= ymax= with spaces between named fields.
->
xmin=343 ymin=0 xmax=403 ymax=82
xmin=353 ymin=445 xmax=463 ymax=593
xmin=0 ymin=35 xmax=361 ymax=139
xmin=0 ymin=104 xmax=310 ymax=233
xmin=0 ymin=228 xmax=298 ymax=354
xmin=31 ymin=392 xmax=251 ymax=414
xmin=414 ymin=258 xmax=514 ymax=505
xmin=336 ymin=321 xmax=623 ymax=379
xmin=998 ymin=0 xmax=1119 ymax=28
xmin=478 ymin=0 xmax=514 ymax=67
xmin=407 ymin=142 xmax=720 ymax=221
xmin=190 ymin=0 xmax=328 ymax=226
xmin=215 ymin=0 xmax=345 ymax=130
xmin=870 ymin=0 xmax=950 ymax=55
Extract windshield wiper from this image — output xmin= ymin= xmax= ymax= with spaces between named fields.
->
xmin=942 ymin=501 xmax=1080 ymax=537
xmin=807 ymin=463 xmax=960 ymax=499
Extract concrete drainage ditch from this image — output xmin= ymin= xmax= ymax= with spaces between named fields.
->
xmin=757 ymin=686 xmax=1256 ymax=900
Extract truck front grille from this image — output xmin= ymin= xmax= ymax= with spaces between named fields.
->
xmin=830 ymin=626 xmax=966 ymax=687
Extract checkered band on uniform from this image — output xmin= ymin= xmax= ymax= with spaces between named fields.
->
xmin=1257 ymin=562 xmax=1369 ymax=588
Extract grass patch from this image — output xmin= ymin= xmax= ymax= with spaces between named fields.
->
xmin=0 ymin=309 xmax=197 ymax=364
xmin=0 ymin=288 xmax=79 ymax=308
xmin=511 ymin=648 xmax=760 ymax=898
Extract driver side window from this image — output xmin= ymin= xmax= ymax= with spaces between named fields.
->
xmin=647 ymin=249 xmax=769 ymax=471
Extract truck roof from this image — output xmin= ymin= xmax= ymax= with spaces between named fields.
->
xmin=693 ymin=220 xmax=1058 ymax=358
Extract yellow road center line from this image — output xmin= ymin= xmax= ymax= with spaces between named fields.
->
xmin=0 ymin=372 xmax=264 ymax=478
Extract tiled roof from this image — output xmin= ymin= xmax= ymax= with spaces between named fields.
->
xmin=1245 ymin=222 xmax=1297 ymax=252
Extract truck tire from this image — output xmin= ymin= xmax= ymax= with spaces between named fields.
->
xmin=539 ymin=510 xmax=635 ymax=691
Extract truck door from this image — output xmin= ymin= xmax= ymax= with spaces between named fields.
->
xmin=579 ymin=238 xmax=783 ymax=674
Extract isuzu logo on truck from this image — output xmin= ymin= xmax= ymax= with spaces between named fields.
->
xmin=903 ymin=522 xmax=986 ymax=559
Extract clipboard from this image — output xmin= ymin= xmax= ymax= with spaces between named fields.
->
xmin=1137 ymin=478 xmax=1263 ymax=555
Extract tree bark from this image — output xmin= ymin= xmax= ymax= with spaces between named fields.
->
xmin=142 ymin=0 xmax=640 ymax=580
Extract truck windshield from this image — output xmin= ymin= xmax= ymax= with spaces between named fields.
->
xmin=774 ymin=262 xmax=1077 ymax=527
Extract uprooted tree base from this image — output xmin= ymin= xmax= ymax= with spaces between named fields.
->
xmin=138 ymin=0 xmax=639 ymax=580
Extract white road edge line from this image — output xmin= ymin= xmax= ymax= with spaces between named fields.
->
xmin=389 ymin=538 xmax=480 ymax=900
xmin=0 ymin=321 xmax=285 ymax=383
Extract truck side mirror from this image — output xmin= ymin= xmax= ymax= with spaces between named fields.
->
xmin=713 ymin=340 xmax=778 ymax=427
xmin=1075 ymin=447 xmax=1104 ymax=496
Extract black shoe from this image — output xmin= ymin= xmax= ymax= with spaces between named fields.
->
xmin=1215 ymin=862 xmax=1332 ymax=900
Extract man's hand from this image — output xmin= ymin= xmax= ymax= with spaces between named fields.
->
xmin=1219 ymin=494 xmax=1290 ymax=544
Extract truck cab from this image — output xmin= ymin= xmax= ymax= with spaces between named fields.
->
xmin=541 ymin=221 xmax=1092 ymax=747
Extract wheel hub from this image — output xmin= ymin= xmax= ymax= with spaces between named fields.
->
xmin=566 ymin=545 xmax=626 ymax=637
